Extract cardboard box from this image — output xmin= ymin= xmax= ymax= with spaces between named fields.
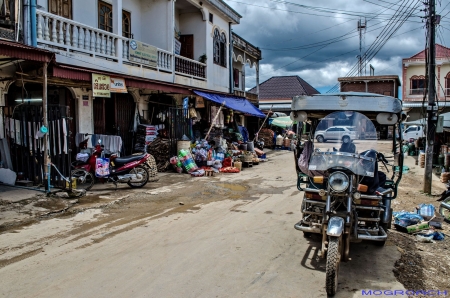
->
xmin=429 ymin=216 xmax=444 ymax=229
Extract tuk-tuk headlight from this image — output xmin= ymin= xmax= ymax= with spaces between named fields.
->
xmin=328 ymin=171 xmax=349 ymax=192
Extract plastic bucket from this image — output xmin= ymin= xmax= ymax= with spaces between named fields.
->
xmin=239 ymin=143 xmax=247 ymax=151
xmin=246 ymin=141 xmax=254 ymax=151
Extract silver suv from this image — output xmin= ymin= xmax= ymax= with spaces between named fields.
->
xmin=314 ymin=126 xmax=358 ymax=143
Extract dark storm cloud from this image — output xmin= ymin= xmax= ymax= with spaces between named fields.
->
xmin=225 ymin=0 xmax=450 ymax=92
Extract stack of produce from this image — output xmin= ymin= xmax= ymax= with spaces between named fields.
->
xmin=440 ymin=172 xmax=450 ymax=183
xmin=147 ymin=138 xmax=171 ymax=172
xmin=258 ymin=128 xmax=274 ymax=148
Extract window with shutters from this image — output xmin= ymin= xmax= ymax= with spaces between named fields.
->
xmin=213 ymin=28 xmax=226 ymax=67
xmin=98 ymin=1 xmax=113 ymax=33
xmin=48 ymin=0 xmax=72 ymax=19
xmin=410 ymin=75 xmax=426 ymax=95
xmin=122 ymin=10 xmax=131 ymax=38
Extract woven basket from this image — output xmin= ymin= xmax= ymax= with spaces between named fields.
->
xmin=177 ymin=140 xmax=191 ymax=153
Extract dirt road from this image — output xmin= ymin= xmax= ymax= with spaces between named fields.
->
xmin=0 ymin=149 xmax=407 ymax=297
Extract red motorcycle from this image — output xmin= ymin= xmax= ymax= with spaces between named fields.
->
xmin=71 ymin=139 xmax=156 ymax=190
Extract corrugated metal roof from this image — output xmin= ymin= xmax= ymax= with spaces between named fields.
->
xmin=259 ymin=103 xmax=291 ymax=111
xmin=52 ymin=64 xmax=191 ymax=94
xmin=0 ymin=40 xmax=54 ymax=62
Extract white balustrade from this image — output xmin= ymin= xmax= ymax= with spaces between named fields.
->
xmin=34 ymin=10 xmax=200 ymax=78
xmin=36 ymin=10 xmax=124 ymax=61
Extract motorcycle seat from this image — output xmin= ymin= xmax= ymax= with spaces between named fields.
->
xmin=114 ymin=153 xmax=147 ymax=165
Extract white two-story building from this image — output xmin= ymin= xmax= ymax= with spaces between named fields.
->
xmin=0 ymin=0 xmax=262 ymax=184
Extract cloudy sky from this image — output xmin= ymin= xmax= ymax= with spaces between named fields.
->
xmin=224 ymin=0 xmax=450 ymax=96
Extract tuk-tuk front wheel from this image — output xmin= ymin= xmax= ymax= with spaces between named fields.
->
xmin=326 ymin=236 xmax=341 ymax=296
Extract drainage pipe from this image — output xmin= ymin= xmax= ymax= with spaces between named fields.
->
xmin=30 ymin=0 xmax=37 ymax=46
xmin=23 ymin=0 xmax=31 ymax=45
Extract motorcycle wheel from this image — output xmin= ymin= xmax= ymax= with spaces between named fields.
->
xmin=326 ymin=236 xmax=341 ymax=296
xmin=127 ymin=165 xmax=149 ymax=188
xmin=70 ymin=169 xmax=94 ymax=191
xmin=439 ymin=195 xmax=450 ymax=223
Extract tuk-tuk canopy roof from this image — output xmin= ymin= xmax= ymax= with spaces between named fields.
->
xmin=290 ymin=92 xmax=402 ymax=121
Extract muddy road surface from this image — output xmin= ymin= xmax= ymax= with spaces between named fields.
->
xmin=0 ymin=148 xmax=404 ymax=297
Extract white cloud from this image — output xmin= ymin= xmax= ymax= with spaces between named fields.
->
xmin=224 ymin=0 xmax=447 ymax=92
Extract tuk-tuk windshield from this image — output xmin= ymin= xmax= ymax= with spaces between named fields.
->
xmin=309 ymin=111 xmax=378 ymax=177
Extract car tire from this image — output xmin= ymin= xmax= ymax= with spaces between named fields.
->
xmin=316 ymin=135 xmax=325 ymax=143
xmin=342 ymin=136 xmax=350 ymax=143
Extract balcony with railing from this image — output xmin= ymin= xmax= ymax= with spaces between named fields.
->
xmin=409 ymin=88 xmax=425 ymax=95
xmin=35 ymin=10 xmax=206 ymax=82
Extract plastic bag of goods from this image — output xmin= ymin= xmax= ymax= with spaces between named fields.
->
xmin=170 ymin=156 xmax=183 ymax=173
xmin=76 ymin=153 xmax=90 ymax=162
xmin=416 ymin=204 xmax=435 ymax=219
xmin=393 ymin=211 xmax=424 ymax=227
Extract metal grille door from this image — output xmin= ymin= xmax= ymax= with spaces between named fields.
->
xmin=169 ymin=107 xmax=190 ymax=156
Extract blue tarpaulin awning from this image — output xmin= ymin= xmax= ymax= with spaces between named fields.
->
xmin=193 ymin=90 xmax=265 ymax=118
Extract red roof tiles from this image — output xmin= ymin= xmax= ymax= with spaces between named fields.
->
xmin=409 ymin=44 xmax=450 ymax=59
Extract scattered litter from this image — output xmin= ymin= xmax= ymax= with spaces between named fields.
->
xmin=393 ymin=211 xmax=424 ymax=227
xmin=416 ymin=234 xmax=434 ymax=243
xmin=416 ymin=204 xmax=435 ymax=220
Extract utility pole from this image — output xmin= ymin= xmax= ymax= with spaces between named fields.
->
xmin=424 ymin=0 xmax=436 ymax=194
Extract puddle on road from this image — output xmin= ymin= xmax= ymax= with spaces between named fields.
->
xmin=215 ymin=183 xmax=247 ymax=192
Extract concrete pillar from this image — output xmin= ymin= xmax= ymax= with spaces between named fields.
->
xmin=112 ymin=0 xmax=123 ymax=63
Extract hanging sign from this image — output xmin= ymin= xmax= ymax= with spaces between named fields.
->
xmin=129 ymin=39 xmax=158 ymax=67
xmin=92 ymin=74 xmax=111 ymax=98
xmin=110 ymin=77 xmax=127 ymax=93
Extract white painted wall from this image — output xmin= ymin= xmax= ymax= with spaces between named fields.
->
xmin=123 ymin=0 xmax=141 ymax=40
xmin=178 ymin=9 xmax=206 ymax=60
xmin=70 ymin=88 xmax=94 ymax=135
xmin=205 ymin=15 xmax=230 ymax=92
xmin=140 ymin=0 xmax=171 ymax=51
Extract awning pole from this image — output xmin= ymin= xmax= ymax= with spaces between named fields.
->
xmin=205 ymin=102 xmax=225 ymax=140
xmin=43 ymin=61 xmax=50 ymax=193
xmin=253 ymin=105 xmax=273 ymax=142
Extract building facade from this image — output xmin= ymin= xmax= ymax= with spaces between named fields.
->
xmin=402 ymin=44 xmax=450 ymax=120
xmin=338 ymin=75 xmax=401 ymax=98
xmin=0 ymin=0 xmax=262 ymax=184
